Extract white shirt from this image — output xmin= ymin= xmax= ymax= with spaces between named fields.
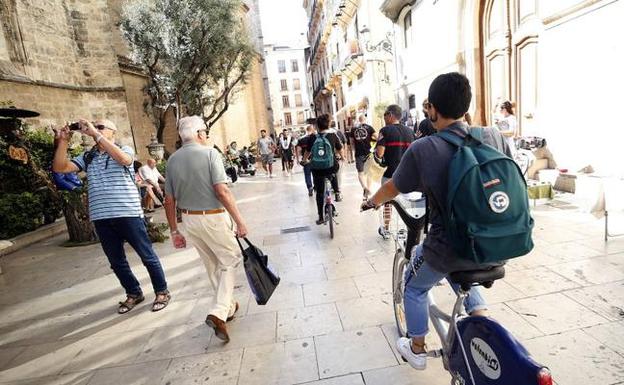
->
xmin=497 ymin=115 xmax=518 ymax=156
xmin=139 ymin=165 xmax=163 ymax=185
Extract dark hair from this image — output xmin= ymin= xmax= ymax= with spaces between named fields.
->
xmin=385 ymin=104 xmax=402 ymax=120
xmin=316 ymin=114 xmax=330 ymax=131
xmin=500 ymin=101 xmax=514 ymax=115
xmin=428 ymin=72 xmax=472 ymax=119
xmin=260 ymin=129 xmax=266 ymax=133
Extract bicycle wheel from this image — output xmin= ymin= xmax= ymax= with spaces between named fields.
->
xmin=392 ymin=248 xmax=409 ymax=337
xmin=327 ymin=204 xmax=334 ymax=239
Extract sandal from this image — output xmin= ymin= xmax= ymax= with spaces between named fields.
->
xmin=152 ymin=291 xmax=171 ymax=312
xmin=118 ymin=294 xmax=145 ymax=314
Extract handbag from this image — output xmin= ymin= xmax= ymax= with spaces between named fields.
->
xmin=364 ymin=153 xmax=387 ymax=182
xmin=236 ymin=237 xmax=280 ymax=305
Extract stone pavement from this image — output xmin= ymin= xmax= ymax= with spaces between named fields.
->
xmin=0 ymin=167 xmax=623 ymax=385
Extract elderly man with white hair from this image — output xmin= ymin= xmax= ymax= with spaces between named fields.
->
xmin=164 ymin=115 xmax=248 ymax=343
xmin=52 ymin=118 xmax=171 ymax=314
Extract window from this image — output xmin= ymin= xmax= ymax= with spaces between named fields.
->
xmin=284 ymin=112 xmax=292 ymax=125
xmin=293 ymin=79 xmax=301 ymax=90
xmin=297 ymin=111 xmax=305 ymax=124
xmin=282 ymin=95 xmax=290 ymax=108
xmin=280 ymin=79 xmax=288 ymax=91
xmin=295 ymin=94 xmax=303 ymax=107
xmin=408 ymin=94 xmax=416 ymax=109
xmin=403 ymin=10 xmax=412 ymax=48
xmin=291 ymin=60 xmax=299 ymax=72
xmin=278 ymin=60 xmax=286 ymax=73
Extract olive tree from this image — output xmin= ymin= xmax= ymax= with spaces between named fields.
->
xmin=121 ymin=0 xmax=255 ymax=139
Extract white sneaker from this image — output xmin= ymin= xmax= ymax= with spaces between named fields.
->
xmin=396 ymin=337 xmax=427 ymax=370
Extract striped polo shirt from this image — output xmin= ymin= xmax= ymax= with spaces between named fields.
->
xmin=71 ymin=146 xmax=143 ymax=221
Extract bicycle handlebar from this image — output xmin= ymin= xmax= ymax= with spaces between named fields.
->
xmin=387 ymin=199 xmax=427 ymax=233
xmin=361 ymin=198 xmax=426 ymax=233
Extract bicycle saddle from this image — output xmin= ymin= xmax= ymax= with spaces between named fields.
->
xmin=449 ymin=265 xmax=505 ymax=291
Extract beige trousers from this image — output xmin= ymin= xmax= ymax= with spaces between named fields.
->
xmin=182 ymin=212 xmax=241 ymax=322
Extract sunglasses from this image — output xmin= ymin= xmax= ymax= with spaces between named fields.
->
xmin=94 ymin=124 xmax=107 ymax=130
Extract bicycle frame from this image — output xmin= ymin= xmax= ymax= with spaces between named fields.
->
xmin=388 ymin=198 xmax=552 ymax=385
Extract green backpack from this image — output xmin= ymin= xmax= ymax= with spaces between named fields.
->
xmin=310 ymin=134 xmax=334 ymax=170
xmin=436 ymin=127 xmax=534 ymax=264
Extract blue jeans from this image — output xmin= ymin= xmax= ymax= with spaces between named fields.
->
xmin=404 ymin=244 xmax=487 ymax=338
xmin=303 ymin=163 xmax=313 ymax=190
xmin=94 ymin=217 xmax=168 ymax=296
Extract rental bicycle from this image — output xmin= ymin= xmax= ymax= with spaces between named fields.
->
xmin=365 ymin=199 xmax=553 ymax=385
xmin=322 ymin=175 xmax=338 ymax=239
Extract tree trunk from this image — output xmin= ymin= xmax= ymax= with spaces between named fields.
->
xmin=62 ymin=189 xmax=97 ymax=243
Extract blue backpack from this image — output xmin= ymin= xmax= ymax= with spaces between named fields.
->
xmin=310 ymin=134 xmax=334 ymax=170
xmin=436 ymin=127 xmax=534 ymax=263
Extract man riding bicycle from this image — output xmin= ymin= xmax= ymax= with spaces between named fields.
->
xmin=362 ymin=73 xmax=511 ymax=371
xmin=305 ymin=114 xmax=344 ymax=225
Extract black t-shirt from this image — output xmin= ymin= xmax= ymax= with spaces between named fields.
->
xmin=306 ymin=131 xmax=343 ymax=154
xmin=377 ymin=123 xmax=415 ymax=178
xmin=296 ymin=134 xmax=314 ymax=152
xmin=351 ymin=124 xmax=375 ymax=157
xmin=415 ymin=118 xmax=435 ymax=139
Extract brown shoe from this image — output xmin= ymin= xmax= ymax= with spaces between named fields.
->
xmin=226 ymin=302 xmax=240 ymax=322
xmin=206 ymin=314 xmax=230 ymax=342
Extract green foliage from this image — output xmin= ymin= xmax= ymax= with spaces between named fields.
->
xmin=156 ymin=159 xmax=167 ymax=176
xmin=0 ymin=128 xmax=83 ymax=238
xmin=0 ymin=193 xmax=44 ymax=238
xmin=121 ymin=0 xmax=255 ymax=135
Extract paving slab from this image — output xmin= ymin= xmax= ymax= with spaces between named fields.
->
xmin=315 ymin=327 xmax=396 ymax=379
xmin=238 ymin=338 xmax=318 ymax=385
xmin=1 ymin=169 xmax=623 ymax=385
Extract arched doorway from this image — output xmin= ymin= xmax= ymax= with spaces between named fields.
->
xmin=482 ymin=0 xmax=541 ymax=135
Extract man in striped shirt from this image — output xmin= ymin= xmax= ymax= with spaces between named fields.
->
xmin=52 ymin=119 xmax=170 ymax=314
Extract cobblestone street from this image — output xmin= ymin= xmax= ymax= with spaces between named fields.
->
xmin=0 ymin=167 xmax=623 ymax=385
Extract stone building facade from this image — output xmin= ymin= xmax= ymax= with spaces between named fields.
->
xmin=303 ymin=0 xmax=396 ymax=131
xmin=0 ymin=0 xmax=154 ymax=159
xmin=0 ymin=0 xmax=272 ymax=161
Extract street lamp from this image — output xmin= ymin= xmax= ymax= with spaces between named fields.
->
xmin=146 ymin=133 xmax=165 ymax=161
xmin=359 ymin=26 xmax=393 ymax=54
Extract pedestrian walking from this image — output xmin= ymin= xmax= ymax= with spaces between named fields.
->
xmin=375 ymin=105 xmax=416 ymax=239
xmin=164 ymin=116 xmax=248 ymax=343
xmin=279 ymin=129 xmax=295 ymax=176
xmin=351 ymin=114 xmax=377 ymax=200
xmin=296 ymin=124 xmax=316 ymax=196
xmin=415 ymin=99 xmax=435 ymax=139
xmin=344 ymin=125 xmax=354 ymax=163
xmin=257 ymin=129 xmax=276 ymax=178
xmin=52 ymin=119 xmax=170 ymax=314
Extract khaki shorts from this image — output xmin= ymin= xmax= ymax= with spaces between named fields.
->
xmin=261 ymin=153 xmax=274 ymax=165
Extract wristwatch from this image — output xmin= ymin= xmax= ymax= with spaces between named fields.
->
xmin=170 ymin=230 xmax=180 ymax=235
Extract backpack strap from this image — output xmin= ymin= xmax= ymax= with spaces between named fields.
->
xmin=469 ymin=126 xmax=485 ymax=142
xmin=436 ymin=130 xmax=465 ymax=147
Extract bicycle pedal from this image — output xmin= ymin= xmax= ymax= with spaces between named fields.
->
xmin=427 ymin=349 xmax=443 ymax=358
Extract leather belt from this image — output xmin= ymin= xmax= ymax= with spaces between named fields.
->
xmin=180 ymin=208 xmax=225 ymax=215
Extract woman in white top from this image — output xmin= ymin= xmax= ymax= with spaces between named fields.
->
xmin=496 ymin=101 xmax=518 ymax=156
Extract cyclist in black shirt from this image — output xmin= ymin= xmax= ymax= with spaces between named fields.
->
xmin=375 ymin=104 xmax=416 ymax=239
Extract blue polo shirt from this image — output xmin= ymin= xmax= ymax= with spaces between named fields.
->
xmin=71 ymin=146 xmax=143 ymax=221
